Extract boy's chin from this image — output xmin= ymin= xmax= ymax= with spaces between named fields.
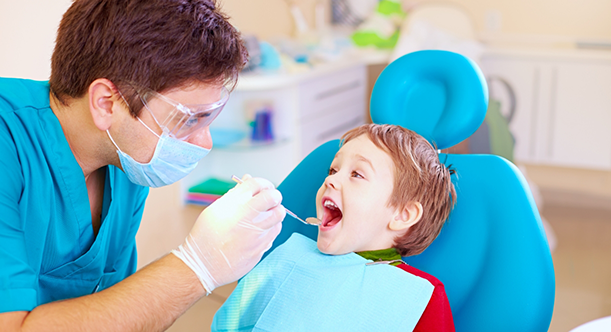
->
xmin=316 ymin=238 xmax=334 ymax=255
xmin=316 ymin=239 xmax=350 ymax=256
xmin=316 ymin=240 xmax=331 ymax=254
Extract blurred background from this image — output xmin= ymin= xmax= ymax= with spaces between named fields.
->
xmin=1 ymin=0 xmax=610 ymax=331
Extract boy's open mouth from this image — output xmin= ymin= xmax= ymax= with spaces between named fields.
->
xmin=321 ymin=198 xmax=343 ymax=229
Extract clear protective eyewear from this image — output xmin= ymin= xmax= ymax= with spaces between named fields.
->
xmin=133 ymin=85 xmax=229 ymax=141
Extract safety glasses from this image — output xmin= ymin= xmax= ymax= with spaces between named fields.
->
xmin=132 ymin=85 xmax=229 ymax=141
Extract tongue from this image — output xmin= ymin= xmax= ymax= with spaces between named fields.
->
xmin=326 ymin=215 xmax=342 ymax=227
xmin=323 ymin=204 xmax=343 ymax=227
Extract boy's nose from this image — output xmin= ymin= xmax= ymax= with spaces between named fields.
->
xmin=325 ymin=175 xmax=339 ymax=190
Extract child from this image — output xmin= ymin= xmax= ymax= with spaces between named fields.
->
xmin=212 ymin=124 xmax=456 ymax=331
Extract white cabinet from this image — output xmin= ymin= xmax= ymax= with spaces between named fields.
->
xmin=180 ymin=61 xmax=367 ymax=198
xmin=480 ymin=50 xmax=611 ymax=170
xmin=551 ymin=63 xmax=611 ymax=169
xmin=297 ymin=65 xmax=368 ymax=156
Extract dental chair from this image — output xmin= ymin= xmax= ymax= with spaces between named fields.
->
xmin=272 ymin=50 xmax=555 ymax=332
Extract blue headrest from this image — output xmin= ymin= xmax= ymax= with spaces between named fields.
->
xmin=370 ymin=50 xmax=488 ymax=150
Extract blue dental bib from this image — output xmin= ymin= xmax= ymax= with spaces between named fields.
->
xmin=212 ymin=233 xmax=434 ymax=332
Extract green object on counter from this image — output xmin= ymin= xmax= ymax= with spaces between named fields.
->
xmin=188 ymin=177 xmax=235 ymax=195
xmin=350 ymin=0 xmax=406 ymax=49
xmin=352 ymin=31 xmax=400 ymax=49
xmin=377 ymin=0 xmax=404 ymax=16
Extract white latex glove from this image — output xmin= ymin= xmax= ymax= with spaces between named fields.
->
xmin=172 ymin=175 xmax=285 ymax=294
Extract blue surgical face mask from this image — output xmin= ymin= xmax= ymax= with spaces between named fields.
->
xmin=106 ymin=118 xmax=210 ymax=188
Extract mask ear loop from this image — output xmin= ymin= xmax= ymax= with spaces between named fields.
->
xmin=138 ymin=92 xmax=165 ymax=138
xmin=116 ymin=85 xmax=162 ymax=139
xmin=136 ymin=117 xmax=161 ymax=139
xmin=106 ymin=130 xmax=122 ymax=152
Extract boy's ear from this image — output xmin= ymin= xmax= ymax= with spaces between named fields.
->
xmin=389 ymin=201 xmax=423 ymax=231
xmin=88 ymin=78 xmax=123 ymax=131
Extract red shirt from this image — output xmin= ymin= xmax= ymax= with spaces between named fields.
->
xmin=397 ymin=263 xmax=455 ymax=332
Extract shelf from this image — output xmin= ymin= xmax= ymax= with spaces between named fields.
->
xmin=210 ymin=127 xmax=291 ymax=151
xmin=214 ymin=137 xmax=292 ymax=151
xmin=235 ymin=56 xmax=370 ymax=91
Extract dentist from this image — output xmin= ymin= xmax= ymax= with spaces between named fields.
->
xmin=0 ymin=0 xmax=285 ymax=331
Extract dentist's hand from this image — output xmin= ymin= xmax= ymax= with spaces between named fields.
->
xmin=172 ymin=175 xmax=285 ymax=294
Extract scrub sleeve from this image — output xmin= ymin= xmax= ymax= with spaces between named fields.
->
xmin=0 ymin=78 xmax=149 ymax=313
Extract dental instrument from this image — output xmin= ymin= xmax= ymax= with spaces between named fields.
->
xmin=231 ymin=175 xmax=320 ymax=226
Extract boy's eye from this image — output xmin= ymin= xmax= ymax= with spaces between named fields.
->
xmin=352 ymin=171 xmax=363 ymax=179
xmin=328 ymin=167 xmax=337 ymax=175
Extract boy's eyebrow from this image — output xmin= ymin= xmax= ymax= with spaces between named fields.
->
xmin=355 ymin=154 xmax=375 ymax=172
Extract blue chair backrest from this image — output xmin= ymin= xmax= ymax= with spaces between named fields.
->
xmin=273 ymin=50 xmax=555 ymax=332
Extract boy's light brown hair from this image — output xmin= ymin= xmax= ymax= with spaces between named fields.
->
xmin=49 ymin=0 xmax=247 ymax=116
xmin=341 ymin=124 xmax=456 ymax=257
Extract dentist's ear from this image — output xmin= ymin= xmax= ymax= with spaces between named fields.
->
xmin=88 ymin=78 xmax=122 ymax=131
xmin=389 ymin=201 xmax=423 ymax=231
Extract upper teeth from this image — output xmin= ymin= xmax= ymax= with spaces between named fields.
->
xmin=324 ymin=200 xmax=338 ymax=209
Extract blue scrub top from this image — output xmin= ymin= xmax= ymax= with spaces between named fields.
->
xmin=0 ymin=78 xmax=149 ymax=313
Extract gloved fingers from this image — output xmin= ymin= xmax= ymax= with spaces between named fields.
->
xmin=269 ymin=204 xmax=287 ymax=226
xmin=251 ymin=204 xmax=286 ymax=230
xmin=246 ymin=188 xmax=283 ymax=214
xmin=238 ymin=222 xmax=283 ymax=265
xmin=238 ymin=217 xmax=267 ymax=231
xmin=248 ymin=210 xmax=274 ymax=226
xmin=234 ymin=176 xmax=276 ymax=197
xmin=240 ymin=202 xmax=286 ymax=231
xmin=224 ymin=174 xmax=251 ymax=194
xmin=264 ymin=223 xmax=282 ymax=251
xmin=255 ymin=222 xmax=283 ymax=257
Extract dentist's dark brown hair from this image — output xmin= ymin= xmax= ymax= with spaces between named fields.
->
xmin=50 ymin=0 xmax=247 ymax=117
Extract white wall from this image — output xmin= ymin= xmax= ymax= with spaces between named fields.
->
xmin=3 ymin=0 xmax=611 ymax=80
xmin=0 ymin=0 xmax=323 ymax=79
xmin=0 ymin=1 xmax=72 ymax=80
xmin=222 ymin=0 xmax=611 ymax=42
xmin=428 ymin=0 xmax=611 ymax=40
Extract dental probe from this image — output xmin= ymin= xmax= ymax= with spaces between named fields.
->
xmin=231 ymin=175 xmax=320 ymax=226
